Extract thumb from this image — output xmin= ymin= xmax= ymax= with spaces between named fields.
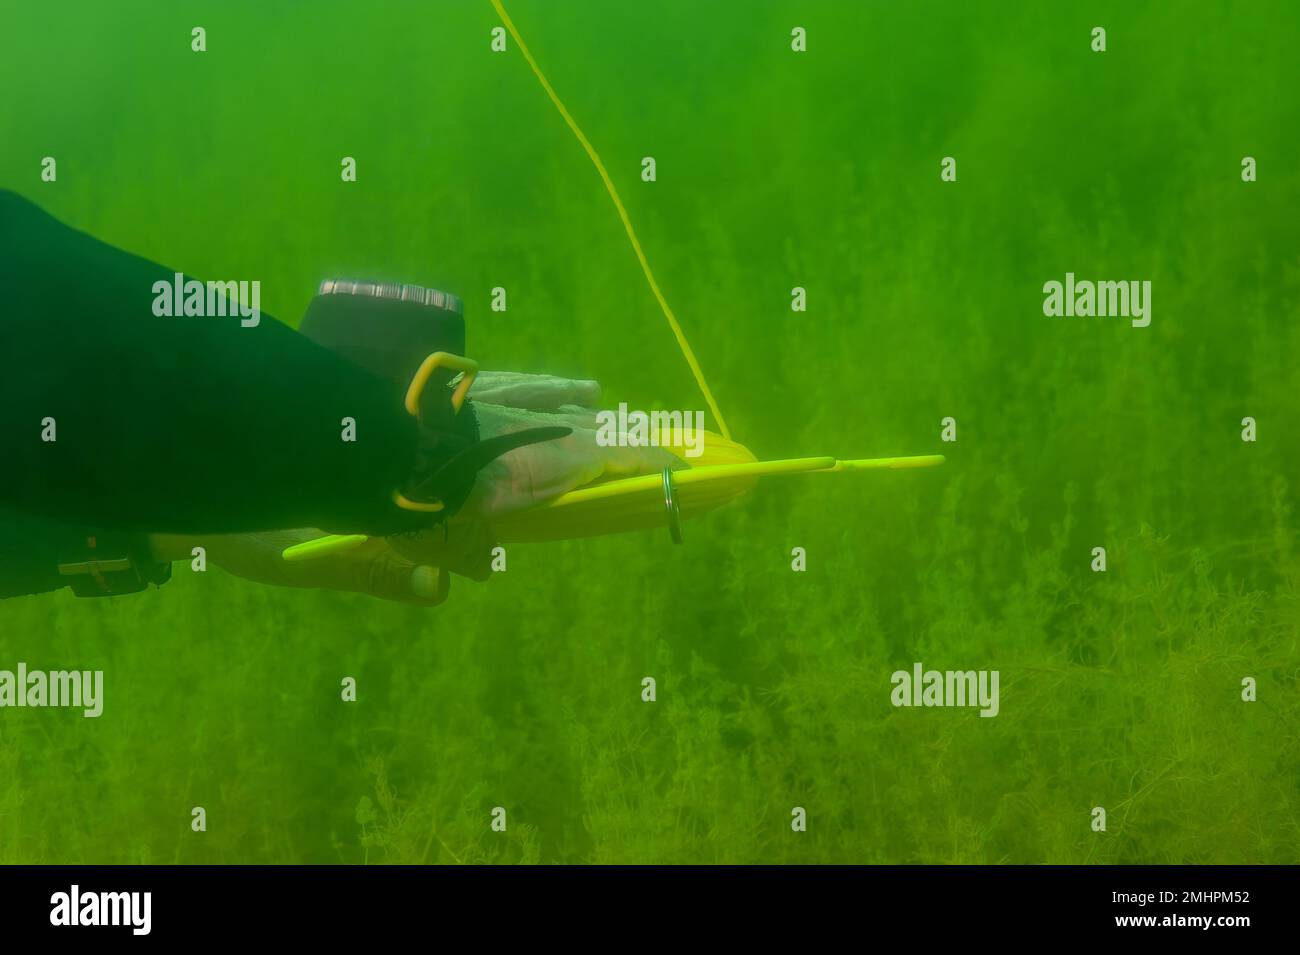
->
xmin=471 ymin=372 xmax=601 ymax=410
xmin=591 ymin=441 xmax=686 ymax=479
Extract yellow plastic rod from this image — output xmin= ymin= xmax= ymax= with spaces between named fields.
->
xmin=829 ymin=454 xmax=946 ymax=472
xmin=282 ymin=534 xmax=370 ymax=562
xmin=543 ymin=453 xmax=942 ymax=509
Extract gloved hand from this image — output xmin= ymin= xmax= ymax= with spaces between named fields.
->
xmin=386 ymin=372 xmax=683 ymax=568
xmin=148 ymin=374 xmax=683 ymax=606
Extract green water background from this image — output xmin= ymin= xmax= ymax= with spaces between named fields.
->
xmin=0 ymin=0 xmax=1297 ymax=863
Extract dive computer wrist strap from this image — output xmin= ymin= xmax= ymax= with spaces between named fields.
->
xmin=55 ymin=532 xmax=172 ymax=598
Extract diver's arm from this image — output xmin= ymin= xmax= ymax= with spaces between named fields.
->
xmin=0 ymin=513 xmax=458 ymax=602
xmin=0 ymin=190 xmax=424 ymax=537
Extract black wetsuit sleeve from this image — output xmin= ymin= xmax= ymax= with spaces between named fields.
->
xmin=0 ymin=189 xmax=426 ymax=537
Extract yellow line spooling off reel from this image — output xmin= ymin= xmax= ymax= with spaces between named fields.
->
xmin=481 ymin=0 xmax=945 ymax=543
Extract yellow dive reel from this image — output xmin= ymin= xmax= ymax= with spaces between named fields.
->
xmin=282 ymin=0 xmax=945 ymax=565
xmin=280 ymin=289 xmax=941 ymax=563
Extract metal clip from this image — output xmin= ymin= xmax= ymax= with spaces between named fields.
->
xmin=662 ymin=466 xmax=683 ymax=544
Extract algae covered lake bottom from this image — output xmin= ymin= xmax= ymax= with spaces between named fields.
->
xmin=0 ymin=0 xmax=1297 ymax=864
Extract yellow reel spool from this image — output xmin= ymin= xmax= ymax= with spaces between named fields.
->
xmin=494 ymin=443 xmax=947 ymax=543
xmin=493 ymin=428 xmax=757 ymax=542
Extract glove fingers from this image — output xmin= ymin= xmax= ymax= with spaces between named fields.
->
xmin=201 ymin=530 xmax=451 ymax=606
xmin=470 ymin=430 xmax=681 ymax=516
xmin=590 ymin=441 xmax=684 ymax=478
xmin=470 ymin=372 xmax=601 ymax=411
xmin=346 ymin=549 xmax=450 ymax=606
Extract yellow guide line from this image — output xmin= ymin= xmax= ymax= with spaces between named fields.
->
xmin=489 ymin=0 xmax=733 ymax=439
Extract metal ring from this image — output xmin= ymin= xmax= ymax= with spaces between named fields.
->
xmin=317 ymin=277 xmax=463 ymax=314
xmin=662 ymin=467 xmax=683 ymax=544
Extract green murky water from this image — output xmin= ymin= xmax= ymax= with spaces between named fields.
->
xmin=0 ymin=0 xmax=1296 ymax=863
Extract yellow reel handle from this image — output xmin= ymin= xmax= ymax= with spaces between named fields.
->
xmin=405 ymin=352 xmax=478 ymax=417
xmin=392 ymin=351 xmax=480 ymax=514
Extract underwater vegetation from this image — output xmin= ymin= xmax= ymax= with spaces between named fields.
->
xmin=0 ymin=0 xmax=1297 ymax=863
